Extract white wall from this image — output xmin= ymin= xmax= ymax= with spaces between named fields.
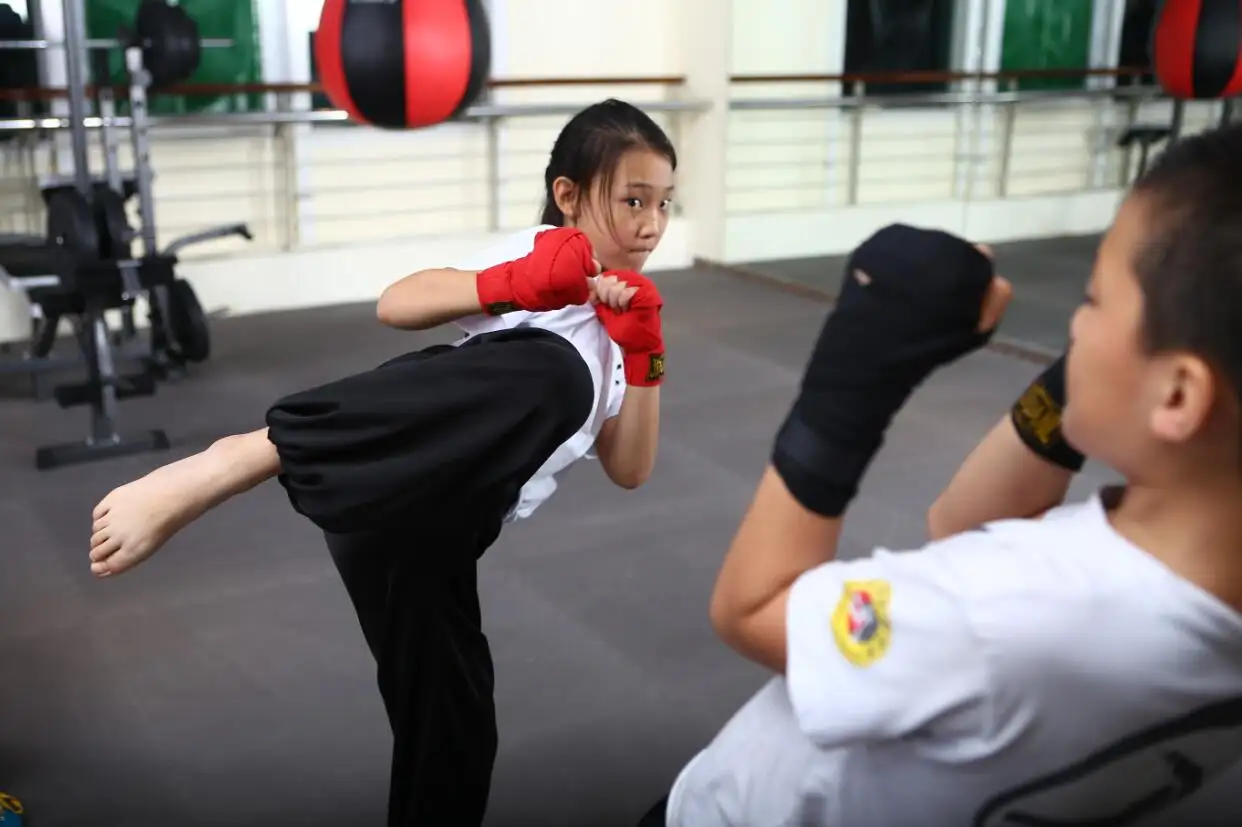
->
xmin=0 ymin=0 xmax=1227 ymax=343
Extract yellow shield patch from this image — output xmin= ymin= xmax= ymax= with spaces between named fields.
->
xmin=830 ymin=580 xmax=892 ymax=667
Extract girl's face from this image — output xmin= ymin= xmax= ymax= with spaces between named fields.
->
xmin=556 ymin=147 xmax=675 ymax=273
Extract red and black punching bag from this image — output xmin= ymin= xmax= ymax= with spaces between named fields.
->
xmin=314 ymin=0 xmax=491 ymax=128
xmin=1152 ymin=0 xmax=1242 ymax=99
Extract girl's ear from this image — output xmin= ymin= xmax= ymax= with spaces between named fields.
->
xmin=552 ymin=176 xmax=578 ymax=222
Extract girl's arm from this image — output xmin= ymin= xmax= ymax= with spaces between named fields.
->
xmin=594 ymin=386 xmax=660 ymax=489
xmin=376 ymin=268 xmax=486 ymax=331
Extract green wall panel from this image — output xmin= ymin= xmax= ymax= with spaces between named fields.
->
xmin=86 ymin=0 xmax=263 ymax=114
xmin=1000 ymin=0 xmax=1095 ymax=92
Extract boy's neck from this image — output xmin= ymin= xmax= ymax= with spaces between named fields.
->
xmin=1111 ymin=477 xmax=1242 ymax=611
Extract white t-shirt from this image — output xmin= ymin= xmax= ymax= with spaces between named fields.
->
xmin=450 ymin=226 xmax=626 ymax=520
xmin=668 ymin=487 xmax=1242 ymax=826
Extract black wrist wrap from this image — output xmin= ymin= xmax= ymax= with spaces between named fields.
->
xmin=772 ymin=225 xmax=996 ymax=517
xmin=1010 ymin=353 xmax=1085 ymax=472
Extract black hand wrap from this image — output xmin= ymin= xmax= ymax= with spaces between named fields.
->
xmin=772 ymin=224 xmax=997 ymax=517
xmin=1010 ymin=353 xmax=1085 ymax=472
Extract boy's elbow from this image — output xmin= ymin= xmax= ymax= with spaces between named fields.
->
xmin=708 ymin=590 xmax=748 ymax=651
xmin=925 ymin=498 xmax=950 ymax=541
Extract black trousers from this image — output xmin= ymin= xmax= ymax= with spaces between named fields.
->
xmin=264 ymin=328 xmax=595 ymax=827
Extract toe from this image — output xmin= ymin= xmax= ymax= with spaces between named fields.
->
xmin=89 ymin=534 xmax=120 ymax=561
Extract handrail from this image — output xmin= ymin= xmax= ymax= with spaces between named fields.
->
xmin=0 ymin=98 xmax=709 ymax=132
xmin=0 ymin=76 xmax=687 ymax=102
xmin=731 ymin=84 xmax=1165 ymax=111
xmin=729 ymin=66 xmax=1149 ymax=84
xmin=0 ymin=67 xmax=1152 ymax=102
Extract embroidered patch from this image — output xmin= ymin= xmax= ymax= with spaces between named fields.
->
xmin=646 ymin=352 xmax=665 ymax=382
xmin=830 ymin=580 xmax=892 ymax=667
xmin=1013 ymin=380 xmax=1062 ymax=446
xmin=484 ymin=300 xmax=519 ymax=316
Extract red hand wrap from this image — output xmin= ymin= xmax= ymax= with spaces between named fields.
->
xmin=595 ymin=271 xmax=665 ymax=387
xmin=475 ymin=228 xmax=594 ymax=315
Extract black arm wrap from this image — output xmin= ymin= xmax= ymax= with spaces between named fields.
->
xmin=772 ymin=224 xmax=997 ymax=518
xmin=1009 ymin=353 xmax=1086 ymax=472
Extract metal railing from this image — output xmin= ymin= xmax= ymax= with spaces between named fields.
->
xmin=0 ymin=69 xmax=1230 ymax=254
xmin=0 ymin=77 xmax=703 ymax=250
xmin=723 ymin=69 xmax=1226 ymax=214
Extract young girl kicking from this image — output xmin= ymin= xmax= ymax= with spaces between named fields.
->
xmin=87 ymin=98 xmax=676 ymax=827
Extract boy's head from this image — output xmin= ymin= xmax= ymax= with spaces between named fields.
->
xmin=1063 ymin=122 xmax=1242 ymax=483
xmin=540 ymin=99 xmax=677 ymax=273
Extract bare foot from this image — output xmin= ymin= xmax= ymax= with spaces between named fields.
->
xmin=89 ymin=449 xmax=230 ymax=577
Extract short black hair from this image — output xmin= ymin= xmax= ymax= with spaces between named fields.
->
xmin=539 ymin=98 xmax=677 ymax=226
xmin=1130 ymin=121 xmax=1242 ymax=403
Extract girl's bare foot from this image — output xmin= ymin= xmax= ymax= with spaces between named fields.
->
xmin=88 ymin=430 xmax=280 ymax=577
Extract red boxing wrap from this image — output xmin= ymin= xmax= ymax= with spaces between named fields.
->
xmin=475 ymin=228 xmax=595 ymax=315
xmin=595 ymin=271 xmax=665 ymax=387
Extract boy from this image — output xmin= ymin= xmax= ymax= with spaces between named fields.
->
xmin=644 ymin=122 xmax=1242 ymax=826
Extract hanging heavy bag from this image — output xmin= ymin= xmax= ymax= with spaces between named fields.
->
xmin=314 ymin=0 xmax=492 ymax=128
xmin=1152 ymin=0 xmax=1242 ymax=99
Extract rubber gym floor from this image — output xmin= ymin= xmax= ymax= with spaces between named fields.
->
xmin=0 ymin=235 xmax=1114 ymax=827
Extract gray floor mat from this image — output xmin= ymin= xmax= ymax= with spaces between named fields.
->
xmin=0 ymin=263 xmax=1114 ymax=827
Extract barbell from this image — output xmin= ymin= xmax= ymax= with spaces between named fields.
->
xmin=0 ymin=0 xmax=229 ymax=87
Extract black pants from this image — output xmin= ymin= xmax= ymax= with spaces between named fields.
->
xmin=265 ymin=328 xmax=595 ymax=827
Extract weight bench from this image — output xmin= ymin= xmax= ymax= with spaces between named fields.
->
xmin=0 ymin=230 xmax=152 ymax=396
xmin=0 ymin=234 xmax=170 ymax=469
xmin=0 ymin=219 xmax=252 ymax=470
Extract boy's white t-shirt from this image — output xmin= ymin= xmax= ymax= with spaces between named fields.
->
xmin=668 ymin=487 xmax=1242 ymax=826
xmin=448 ymin=225 xmax=626 ymax=520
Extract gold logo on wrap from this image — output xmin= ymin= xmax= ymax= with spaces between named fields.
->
xmin=646 ymin=352 xmax=665 ymax=383
xmin=1014 ymin=381 xmax=1062 ymax=446
xmin=485 ymin=301 xmax=519 ymax=316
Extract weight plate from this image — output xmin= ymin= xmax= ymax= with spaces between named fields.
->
xmin=166 ymin=278 xmax=211 ymax=363
xmin=45 ymin=188 xmax=101 ymax=259
xmin=135 ymin=0 xmax=202 ymax=88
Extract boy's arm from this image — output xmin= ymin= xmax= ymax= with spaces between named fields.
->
xmin=927 ymin=354 xmax=1084 ymax=540
xmin=713 ymin=465 xmax=994 ymax=748
xmin=709 ymin=225 xmax=1005 ymax=675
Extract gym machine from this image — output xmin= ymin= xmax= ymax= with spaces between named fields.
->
xmin=0 ymin=0 xmax=252 ymax=470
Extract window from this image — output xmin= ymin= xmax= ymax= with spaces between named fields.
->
xmin=0 ymin=0 xmax=45 ymax=119
xmin=843 ymin=0 xmax=956 ymax=97
xmin=1117 ymin=0 xmax=1156 ymax=87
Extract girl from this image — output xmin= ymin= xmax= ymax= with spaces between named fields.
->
xmin=87 ymin=98 xmax=676 ymax=827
